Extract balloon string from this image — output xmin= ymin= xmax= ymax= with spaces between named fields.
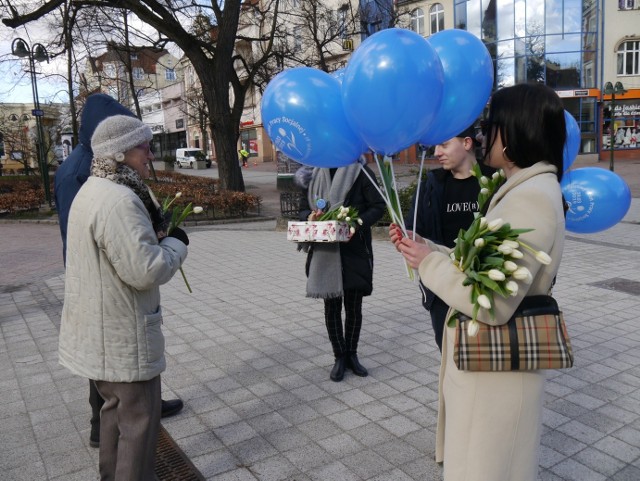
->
xmin=412 ymin=149 xmax=427 ymax=242
xmin=359 ymin=156 xmax=401 ymax=227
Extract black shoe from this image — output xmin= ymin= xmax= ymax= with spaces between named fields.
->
xmin=89 ymin=423 xmax=100 ymax=448
xmin=161 ymin=399 xmax=184 ymax=418
xmin=330 ymin=356 xmax=346 ymax=382
xmin=346 ymin=353 xmax=368 ymax=377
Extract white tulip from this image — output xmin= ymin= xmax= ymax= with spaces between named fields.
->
xmin=513 ymin=267 xmax=533 ymax=284
xmin=510 ymin=249 xmax=524 ymax=259
xmin=503 ymin=240 xmax=519 ymax=249
xmin=505 ymin=281 xmax=519 ymax=296
xmin=480 ymin=176 xmax=489 ymax=185
xmin=357 ymin=218 xmax=363 ymax=225
xmin=503 ymin=260 xmax=518 ymax=272
xmin=345 ymin=217 xmax=351 ymax=222
xmin=467 ymin=320 xmax=480 ymax=337
xmin=488 ymin=269 xmax=506 ymax=281
xmin=488 ymin=218 xmax=504 ymax=231
xmin=474 ymin=238 xmax=485 ymax=248
xmin=492 ymin=171 xmax=501 ymax=180
xmin=480 ymin=188 xmax=490 ymax=195
xmin=175 ymin=192 xmax=182 ymax=198
xmin=350 ymin=227 xmax=356 ymax=234
xmin=193 ymin=206 xmax=204 ymax=214
xmin=477 ymin=294 xmax=492 ymax=309
xmin=497 ymin=244 xmax=513 ymax=255
xmin=479 ymin=217 xmax=488 ymax=229
xmin=536 ymin=251 xmax=552 ymax=265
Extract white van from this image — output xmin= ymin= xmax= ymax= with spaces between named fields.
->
xmin=175 ymin=148 xmax=206 ymax=169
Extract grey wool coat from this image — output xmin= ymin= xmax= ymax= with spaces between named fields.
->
xmin=418 ymin=162 xmax=565 ymax=481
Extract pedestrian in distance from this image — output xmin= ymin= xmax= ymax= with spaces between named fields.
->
xmin=391 ymin=83 xmax=566 ymax=481
xmin=239 ymin=148 xmax=250 ymax=167
xmin=58 ymin=115 xmax=190 ymax=480
xmin=390 ymin=125 xmax=495 ymax=352
xmin=53 ymin=94 xmax=183 ymax=449
xmin=296 ymin=160 xmax=385 ymax=382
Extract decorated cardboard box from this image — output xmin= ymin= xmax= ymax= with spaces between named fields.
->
xmin=287 ymin=221 xmax=351 ymax=242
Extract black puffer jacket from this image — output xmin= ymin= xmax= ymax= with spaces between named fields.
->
xmin=297 ymin=165 xmax=386 ymax=295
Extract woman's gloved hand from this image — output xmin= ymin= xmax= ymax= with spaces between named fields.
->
xmin=167 ymin=227 xmax=189 ymax=246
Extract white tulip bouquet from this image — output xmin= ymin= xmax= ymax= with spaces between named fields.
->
xmin=448 ymin=165 xmax=552 ymax=336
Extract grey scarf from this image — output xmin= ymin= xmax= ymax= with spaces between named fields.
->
xmin=306 ymin=163 xmax=361 ymax=299
xmin=91 ymin=156 xmax=166 ymax=234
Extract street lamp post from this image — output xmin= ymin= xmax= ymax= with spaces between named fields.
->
xmin=11 ymin=38 xmax=51 ymax=206
xmin=603 ymin=81 xmax=627 ymax=172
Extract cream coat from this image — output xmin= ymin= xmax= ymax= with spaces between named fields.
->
xmin=418 ymin=162 xmax=565 ymax=481
xmin=59 ymin=177 xmax=187 ymax=383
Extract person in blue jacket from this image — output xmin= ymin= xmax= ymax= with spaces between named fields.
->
xmin=54 ymin=93 xmax=183 ymax=448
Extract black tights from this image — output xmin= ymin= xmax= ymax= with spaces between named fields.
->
xmin=323 ymin=289 xmax=364 ymax=358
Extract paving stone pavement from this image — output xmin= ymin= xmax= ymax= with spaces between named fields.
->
xmin=1 ymin=161 xmax=640 ymax=481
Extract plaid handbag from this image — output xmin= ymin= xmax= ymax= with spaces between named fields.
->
xmin=453 ymin=295 xmax=574 ymax=371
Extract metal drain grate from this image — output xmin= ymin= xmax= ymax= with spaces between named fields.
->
xmin=155 ymin=425 xmax=205 ymax=481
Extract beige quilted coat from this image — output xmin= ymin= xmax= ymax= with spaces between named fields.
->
xmin=59 ymin=177 xmax=187 ymax=383
xmin=419 ymin=162 xmax=565 ymax=481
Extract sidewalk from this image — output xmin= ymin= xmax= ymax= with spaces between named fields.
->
xmin=1 ymin=157 xmax=639 ymax=480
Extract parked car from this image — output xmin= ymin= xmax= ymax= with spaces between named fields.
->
xmin=175 ymin=148 xmax=208 ymax=168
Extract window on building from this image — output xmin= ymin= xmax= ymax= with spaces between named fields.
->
xmin=619 ymin=0 xmax=639 ymax=10
xmin=411 ymin=8 xmax=425 ymax=35
xmin=130 ymin=53 xmax=138 ymax=60
xmin=617 ymin=40 xmax=640 ymax=75
xmin=293 ymin=26 xmax=302 ymax=52
xmin=165 ymin=68 xmax=176 ymax=81
xmin=103 ymin=63 xmax=116 ymax=78
xmin=133 ymin=67 xmax=144 ymax=80
xmin=338 ymin=6 xmax=347 ymax=37
xmin=290 ymin=0 xmax=300 ymax=7
xmin=176 ymin=119 xmax=184 ymax=129
xmin=430 ymin=3 xmax=444 ymax=35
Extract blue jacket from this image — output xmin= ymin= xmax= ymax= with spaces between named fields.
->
xmin=54 ymin=94 xmax=136 ymax=261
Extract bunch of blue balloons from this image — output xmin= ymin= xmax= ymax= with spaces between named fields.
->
xmin=261 ymin=27 xmax=631 ymax=234
xmin=261 ymin=28 xmax=493 ymax=167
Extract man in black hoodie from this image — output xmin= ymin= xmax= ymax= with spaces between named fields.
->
xmin=54 ymin=94 xmax=184 ymax=448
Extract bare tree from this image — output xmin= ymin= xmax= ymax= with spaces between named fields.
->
xmin=2 ymin=0 xmax=285 ymax=192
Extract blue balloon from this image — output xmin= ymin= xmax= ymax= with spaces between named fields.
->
xmin=331 ymin=68 xmax=345 ymax=84
xmin=261 ymin=67 xmax=366 ymax=168
xmin=561 ymin=167 xmax=631 ymax=234
xmin=563 ymin=111 xmax=580 ymax=172
xmin=420 ymin=29 xmax=493 ymax=145
xmin=342 ymin=28 xmax=444 ymax=155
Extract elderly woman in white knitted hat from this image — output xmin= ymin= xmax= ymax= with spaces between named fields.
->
xmin=58 ymin=115 xmax=188 ymax=480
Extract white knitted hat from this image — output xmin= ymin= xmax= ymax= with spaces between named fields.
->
xmin=91 ymin=115 xmax=153 ymax=162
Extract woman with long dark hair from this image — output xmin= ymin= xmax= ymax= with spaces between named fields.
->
xmin=393 ymin=83 xmax=566 ymax=480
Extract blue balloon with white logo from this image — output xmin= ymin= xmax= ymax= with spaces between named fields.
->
xmin=561 ymin=167 xmax=631 ymax=233
xmin=261 ymin=67 xmax=366 ymax=167
xmin=563 ymin=111 xmax=580 ymax=172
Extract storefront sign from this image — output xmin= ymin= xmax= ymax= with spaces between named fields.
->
xmin=612 ymin=103 xmax=640 ymax=118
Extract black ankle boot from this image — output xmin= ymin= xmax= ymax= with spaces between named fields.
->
xmin=330 ymin=355 xmax=346 ymax=382
xmin=89 ymin=422 xmax=100 ymax=448
xmin=346 ymin=353 xmax=368 ymax=377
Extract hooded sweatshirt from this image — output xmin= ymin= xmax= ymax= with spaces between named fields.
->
xmin=54 ymin=94 xmax=136 ymax=262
